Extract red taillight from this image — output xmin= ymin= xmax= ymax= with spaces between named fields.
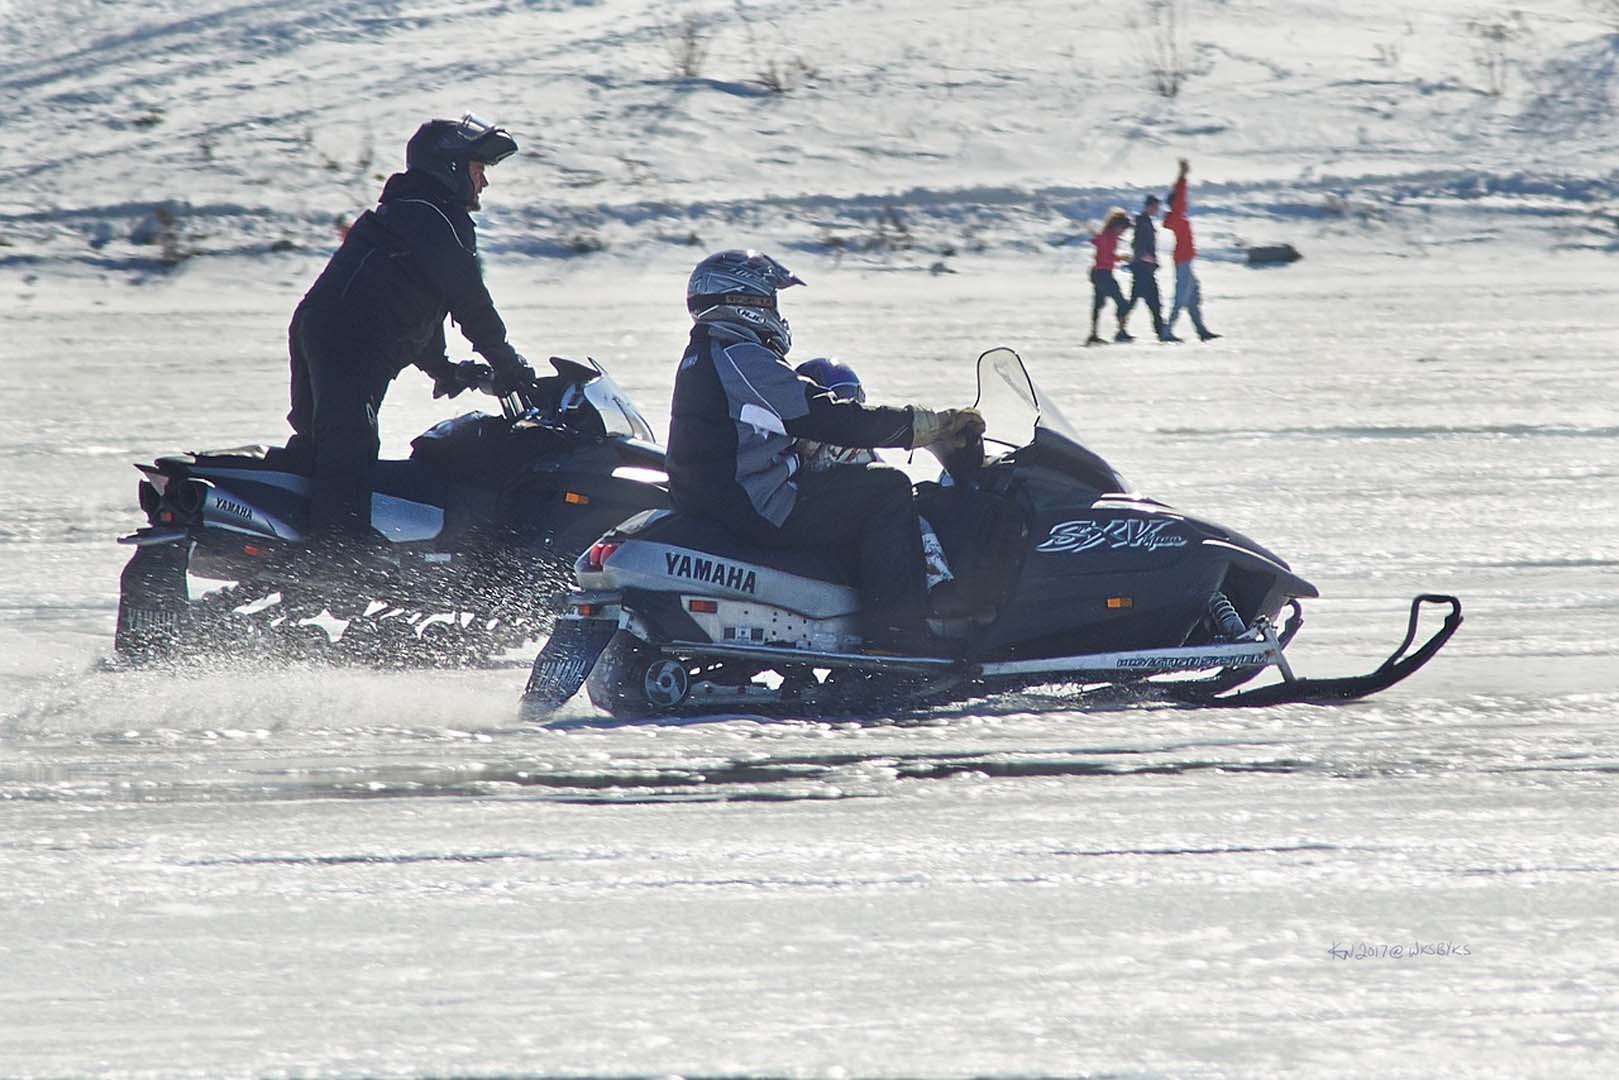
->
xmin=573 ymin=602 xmax=599 ymax=617
xmin=243 ymin=545 xmax=263 ymax=557
xmin=687 ymin=599 xmax=718 ymax=614
xmin=585 ymin=541 xmax=620 ymax=570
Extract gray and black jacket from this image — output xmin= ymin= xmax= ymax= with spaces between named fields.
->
xmin=294 ymin=170 xmax=523 ymax=381
xmin=668 ymin=321 xmax=916 ymax=529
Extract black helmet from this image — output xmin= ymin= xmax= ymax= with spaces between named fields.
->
xmin=405 ymin=114 xmax=518 ymax=206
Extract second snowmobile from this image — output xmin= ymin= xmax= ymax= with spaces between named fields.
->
xmin=114 ymin=357 xmax=670 ymax=667
xmin=519 ymin=348 xmax=1461 ymax=719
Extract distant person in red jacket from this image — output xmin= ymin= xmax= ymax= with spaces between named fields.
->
xmin=1164 ymin=158 xmax=1220 ymax=342
xmin=1086 ymin=207 xmax=1132 ymax=346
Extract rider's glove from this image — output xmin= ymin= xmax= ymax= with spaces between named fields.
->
xmin=491 ymin=353 xmax=536 ymax=396
xmin=909 ymin=406 xmax=986 ymax=451
xmin=432 ymin=360 xmax=494 ymax=399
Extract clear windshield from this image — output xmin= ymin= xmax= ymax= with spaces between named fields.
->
xmin=580 ymin=365 xmax=658 ymax=442
xmin=972 ymin=346 xmax=1083 ymax=449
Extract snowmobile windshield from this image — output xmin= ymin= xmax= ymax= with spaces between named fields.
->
xmin=579 ymin=366 xmax=658 ymax=443
xmin=972 ymin=347 xmax=1129 ymax=492
xmin=973 ymin=347 xmax=1082 ymax=449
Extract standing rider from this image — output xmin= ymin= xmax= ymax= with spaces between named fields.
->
xmin=667 ymin=250 xmax=983 ymax=649
xmin=285 ymin=115 xmax=533 ymax=556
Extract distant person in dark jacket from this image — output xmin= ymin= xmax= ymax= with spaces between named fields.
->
xmin=668 ymin=249 xmax=983 ymax=648
xmin=1086 ymin=207 xmax=1131 ymax=346
xmin=1121 ymin=193 xmax=1175 ymax=342
xmin=285 ymin=115 xmax=531 ymax=549
xmin=1164 ymin=158 xmax=1220 ymax=342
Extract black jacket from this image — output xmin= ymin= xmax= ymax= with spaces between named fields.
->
xmin=669 ymin=321 xmax=915 ymax=528
xmin=1131 ymin=209 xmax=1158 ymax=267
xmin=295 ymin=171 xmax=522 ymax=379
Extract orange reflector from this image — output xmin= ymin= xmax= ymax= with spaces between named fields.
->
xmin=1106 ymin=596 xmax=1134 ymax=609
xmin=687 ymin=599 xmax=719 ymax=614
xmin=563 ymin=491 xmax=590 ymax=505
xmin=243 ymin=545 xmax=262 ymax=557
xmin=573 ymin=603 xmax=599 ymax=617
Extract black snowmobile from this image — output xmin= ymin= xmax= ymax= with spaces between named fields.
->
xmin=114 ymin=356 xmax=670 ymax=667
xmin=518 ymin=348 xmax=1461 ymax=720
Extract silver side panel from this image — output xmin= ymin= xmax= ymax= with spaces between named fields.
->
xmin=600 ymin=539 xmax=859 ymax=619
xmin=371 ymin=494 xmax=444 ymax=543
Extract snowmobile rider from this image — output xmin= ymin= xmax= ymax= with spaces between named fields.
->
xmin=791 ymin=357 xmax=878 ymax=472
xmin=667 ymin=250 xmax=984 ymax=649
xmin=285 ymin=114 xmax=533 ymax=551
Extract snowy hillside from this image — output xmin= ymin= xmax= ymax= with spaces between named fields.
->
xmin=3 ymin=0 xmax=1617 ymax=284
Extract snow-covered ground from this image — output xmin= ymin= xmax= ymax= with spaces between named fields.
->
xmin=3 ymin=1 xmax=1619 ymax=1077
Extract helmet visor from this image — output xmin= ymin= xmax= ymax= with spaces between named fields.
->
xmin=459 ymin=113 xmax=517 ymax=164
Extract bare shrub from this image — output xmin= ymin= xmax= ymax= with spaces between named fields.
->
xmin=667 ymin=14 xmax=708 ymax=79
xmin=1466 ymin=10 xmax=1532 ymax=96
xmin=1135 ymin=0 xmax=1190 ymax=99
xmin=757 ymin=56 xmax=819 ymax=94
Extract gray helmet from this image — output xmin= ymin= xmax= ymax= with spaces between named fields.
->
xmin=405 ymin=114 xmax=517 ymax=206
xmin=686 ymin=249 xmax=805 ymax=355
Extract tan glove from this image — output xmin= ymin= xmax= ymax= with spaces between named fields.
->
xmin=909 ymin=407 xmax=985 ymax=451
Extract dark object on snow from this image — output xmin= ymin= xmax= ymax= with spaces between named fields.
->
xmin=1246 ymin=243 xmax=1302 ymax=266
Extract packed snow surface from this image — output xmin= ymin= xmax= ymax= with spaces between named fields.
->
xmin=3 ymin=0 xmax=1619 ymax=1077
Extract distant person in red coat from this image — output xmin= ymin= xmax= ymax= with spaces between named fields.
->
xmin=1164 ymin=158 xmax=1220 ymax=342
xmin=1086 ymin=207 xmax=1132 ymax=346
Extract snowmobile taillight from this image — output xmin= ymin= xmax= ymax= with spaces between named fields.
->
xmin=687 ymin=599 xmax=719 ymax=614
xmin=572 ymin=602 xmax=600 ymax=617
xmin=243 ymin=545 xmax=263 ymax=557
xmin=159 ymin=511 xmax=175 ymax=523
xmin=1106 ymin=595 xmax=1134 ymax=610
xmin=563 ymin=491 xmax=591 ymax=505
xmin=584 ymin=541 xmax=620 ymax=570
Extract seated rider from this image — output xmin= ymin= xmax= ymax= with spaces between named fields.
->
xmin=794 ymin=357 xmax=960 ymax=598
xmin=667 ymin=249 xmax=983 ymax=650
xmin=285 ymin=115 xmax=533 ymax=556
xmin=791 ymin=357 xmax=877 ymax=472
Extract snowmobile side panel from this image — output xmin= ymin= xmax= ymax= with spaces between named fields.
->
xmin=371 ymin=493 xmax=444 ymax=543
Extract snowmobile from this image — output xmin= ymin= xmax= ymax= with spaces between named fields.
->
xmin=114 ymin=356 xmax=670 ymax=667
xmin=518 ymin=347 xmax=1461 ymax=720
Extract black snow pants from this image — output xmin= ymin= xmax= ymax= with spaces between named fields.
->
xmin=708 ymin=461 xmax=927 ymax=642
xmin=1125 ymin=261 xmax=1168 ymax=339
xmin=285 ymin=305 xmax=395 ymax=541
xmin=1090 ymin=268 xmax=1127 ymax=322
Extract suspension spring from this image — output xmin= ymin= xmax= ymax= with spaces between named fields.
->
xmin=1209 ymin=591 xmax=1247 ymax=639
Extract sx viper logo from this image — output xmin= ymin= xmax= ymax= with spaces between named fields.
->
xmin=1036 ymin=518 xmax=1189 ymax=554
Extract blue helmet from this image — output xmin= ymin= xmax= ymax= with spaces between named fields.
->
xmin=795 ymin=357 xmax=865 ymax=403
xmin=406 ymin=114 xmax=517 ymax=207
xmin=686 ymin=249 xmax=805 ymax=355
